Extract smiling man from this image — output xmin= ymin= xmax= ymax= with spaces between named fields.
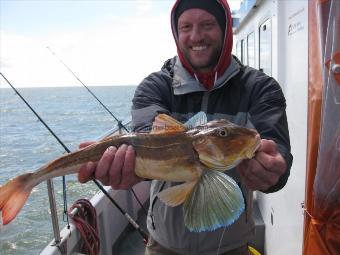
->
xmin=173 ymin=0 xmax=229 ymax=89
xmin=78 ymin=0 xmax=292 ymax=254
xmin=176 ymin=3 xmax=224 ymax=74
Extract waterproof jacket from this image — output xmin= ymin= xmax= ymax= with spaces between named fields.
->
xmin=131 ymin=56 xmax=293 ymax=254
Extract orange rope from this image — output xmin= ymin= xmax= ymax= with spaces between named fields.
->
xmin=69 ymin=199 xmax=100 ymax=255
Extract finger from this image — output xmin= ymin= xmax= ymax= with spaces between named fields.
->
xmin=78 ymin=161 xmax=96 ymax=183
xmin=241 ymin=172 xmax=268 ymax=191
xmin=256 ymin=151 xmax=286 ymax=176
xmin=118 ymin=146 xmax=142 ymax=189
xmin=110 ymin=144 xmax=128 ymax=188
xmin=237 ymin=160 xmax=265 ymax=190
xmin=240 ymin=165 xmax=272 ymax=191
xmin=95 ymin=146 xmax=117 ymax=182
xmin=250 ymin=159 xmax=278 ymax=185
xmin=238 ymin=159 xmax=277 ymax=191
xmin=258 ymin=139 xmax=277 ymax=154
xmin=122 ymin=145 xmax=136 ymax=179
xmin=79 ymin=141 xmax=95 ymax=149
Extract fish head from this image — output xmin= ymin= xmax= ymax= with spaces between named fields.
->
xmin=192 ymin=119 xmax=261 ymax=170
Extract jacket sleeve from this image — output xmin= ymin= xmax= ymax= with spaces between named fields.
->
xmin=248 ymin=70 xmax=293 ymax=193
xmin=131 ymin=72 xmax=172 ymax=132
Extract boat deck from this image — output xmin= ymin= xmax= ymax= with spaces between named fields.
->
xmin=113 ymin=200 xmax=265 ymax=255
xmin=114 ymin=213 xmax=148 ymax=255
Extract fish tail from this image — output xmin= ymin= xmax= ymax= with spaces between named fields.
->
xmin=0 ymin=173 xmax=34 ymax=225
xmin=183 ymin=170 xmax=245 ymax=232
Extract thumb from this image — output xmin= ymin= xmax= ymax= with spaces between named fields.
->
xmin=258 ymin=139 xmax=277 ymax=154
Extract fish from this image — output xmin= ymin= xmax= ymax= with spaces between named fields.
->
xmin=0 ymin=113 xmax=261 ymax=232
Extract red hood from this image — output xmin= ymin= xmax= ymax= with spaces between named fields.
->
xmin=171 ymin=0 xmax=233 ymax=90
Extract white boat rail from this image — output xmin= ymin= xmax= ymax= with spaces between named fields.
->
xmin=40 ymin=118 xmax=151 ymax=255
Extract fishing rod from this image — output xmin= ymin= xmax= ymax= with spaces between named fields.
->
xmin=46 ymin=46 xmax=148 ymax=216
xmin=0 ymin=72 xmax=149 ymax=243
xmin=46 ymin=46 xmax=129 ymax=133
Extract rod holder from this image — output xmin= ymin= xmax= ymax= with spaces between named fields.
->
xmin=47 ymin=179 xmax=61 ymax=245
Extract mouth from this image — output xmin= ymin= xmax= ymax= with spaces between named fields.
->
xmin=191 ymin=45 xmax=208 ymax=51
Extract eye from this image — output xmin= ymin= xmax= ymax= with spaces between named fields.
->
xmin=203 ymin=22 xmax=214 ymax=29
xmin=219 ymin=129 xmax=228 ymax=136
xmin=178 ymin=23 xmax=191 ymax=33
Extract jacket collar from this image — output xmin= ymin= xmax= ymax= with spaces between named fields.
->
xmin=171 ymin=56 xmax=240 ymax=95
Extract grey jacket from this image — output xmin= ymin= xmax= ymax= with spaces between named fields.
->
xmin=131 ymin=56 xmax=292 ymax=254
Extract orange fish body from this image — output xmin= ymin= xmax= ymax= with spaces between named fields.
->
xmin=0 ymin=114 xmax=260 ymax=232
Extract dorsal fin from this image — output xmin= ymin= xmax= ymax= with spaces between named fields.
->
xmin=150 ymin=112 xmax=207 ymax=134
xmin=150 ymin=114 xmax=186 ymax=134
xmin=184 ymin=111 xmax=207 ymax=129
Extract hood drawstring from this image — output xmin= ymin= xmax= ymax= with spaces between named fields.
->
xmin=214 ymin=71 xmax=218 ymax=86
xmin=194 ymin=73 xmax=199 ymax=83
xmin=193 ymin=71 xmax=218 ymax=89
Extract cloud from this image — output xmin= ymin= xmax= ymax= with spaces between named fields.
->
xmin=135 ymin=0 xmax=153 ymax=14
xmin=0 ymin=4 xmax=176 ymax=88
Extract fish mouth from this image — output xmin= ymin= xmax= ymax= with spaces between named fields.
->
xmin=253 ymin=134 xmax=261 ymax=152
xmin=245 ymin=134 xmax=261 ymax=158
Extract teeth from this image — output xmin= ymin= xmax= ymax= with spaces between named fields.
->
xmin=192 ymin=46 xmax=207 ymax=51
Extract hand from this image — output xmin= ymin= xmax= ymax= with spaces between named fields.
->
xmin=237 ymin=139 xmax=286 ymax=191
xmin=77 ymin=141 xmax=143 ymax=190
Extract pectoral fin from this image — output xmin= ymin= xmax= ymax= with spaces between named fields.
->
xmin=157 ymin=181 xmax=197 ymax=207
xmin=183 ymin=170 xmax=245 ymax=232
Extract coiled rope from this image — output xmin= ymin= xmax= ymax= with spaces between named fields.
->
xmin=69 ymin=199 xmax=100 ymax=255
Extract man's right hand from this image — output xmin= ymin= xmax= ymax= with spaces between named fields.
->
xmin=77 ymin=141 xmax=143 ymax=190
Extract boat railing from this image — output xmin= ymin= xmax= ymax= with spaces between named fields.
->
xmin=45 ymin=119 xmax=132 ymax=252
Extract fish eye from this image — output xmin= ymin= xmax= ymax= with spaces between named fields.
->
xmin=219 ymin=129 xmax=228 ymax=136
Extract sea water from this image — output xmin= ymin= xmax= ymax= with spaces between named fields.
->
xmin=0 ymin=86 xmax=136 ymax=255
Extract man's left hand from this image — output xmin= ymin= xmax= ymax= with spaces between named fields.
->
xmin=237 ymin=139 xmax=286 ymax=191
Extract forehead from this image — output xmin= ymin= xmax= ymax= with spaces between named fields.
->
xmin=178 ymin=8 xmax=217 ymax=24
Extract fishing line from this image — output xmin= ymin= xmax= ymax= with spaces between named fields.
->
xmin=0 ymin=72 xmax=149 ymax=244
xmin=0 ymin=72 xmax=71 ymax=228
xmin=216 ymin=225 xmax=227 ymax=255
xmin=46 ymin=46 xmax=148 ymax=216
xmin=46 ymin=46 xmax=129 ymax=132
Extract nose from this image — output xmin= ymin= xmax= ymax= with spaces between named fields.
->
xmin=190 ymin=26 xmax=203 ymax=42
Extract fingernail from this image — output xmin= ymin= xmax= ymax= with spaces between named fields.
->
xmin=106 ymin=146 xmax=116 ymax=153
xmin=127 ymin=145 xmax=134 ymax=152
xmin=120 ymin=144 xmax=128 ymax=150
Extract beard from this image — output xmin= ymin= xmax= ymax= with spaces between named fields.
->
xmin=182 ymin=44 xmax=222 ymax=73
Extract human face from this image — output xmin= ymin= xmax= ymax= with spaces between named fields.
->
xmin=177 ymin=8 xmax=223 ymax=73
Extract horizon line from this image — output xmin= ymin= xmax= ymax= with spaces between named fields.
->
xmin=0 ymin=84 xmax=138 ymax=89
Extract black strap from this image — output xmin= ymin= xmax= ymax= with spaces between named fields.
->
xmin=150 ymin=181 xmax=166 ymax=230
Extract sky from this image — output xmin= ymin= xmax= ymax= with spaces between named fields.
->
xmin=0 ymin=0 xmax=242 ymax=88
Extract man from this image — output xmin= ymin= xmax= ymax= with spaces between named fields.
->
xmin=78 ymin=0 xmax=293 ymax=254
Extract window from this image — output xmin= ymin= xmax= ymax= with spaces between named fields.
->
xmin=247 ymin=32 xmax=255 ymax=68
xmin=241 ymin=39 xmax=247 ymax=65
xmin=236 ymin=41 xmax=242 ymax=62
xmin=259 ymin=19 xmax=272 ymax=75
